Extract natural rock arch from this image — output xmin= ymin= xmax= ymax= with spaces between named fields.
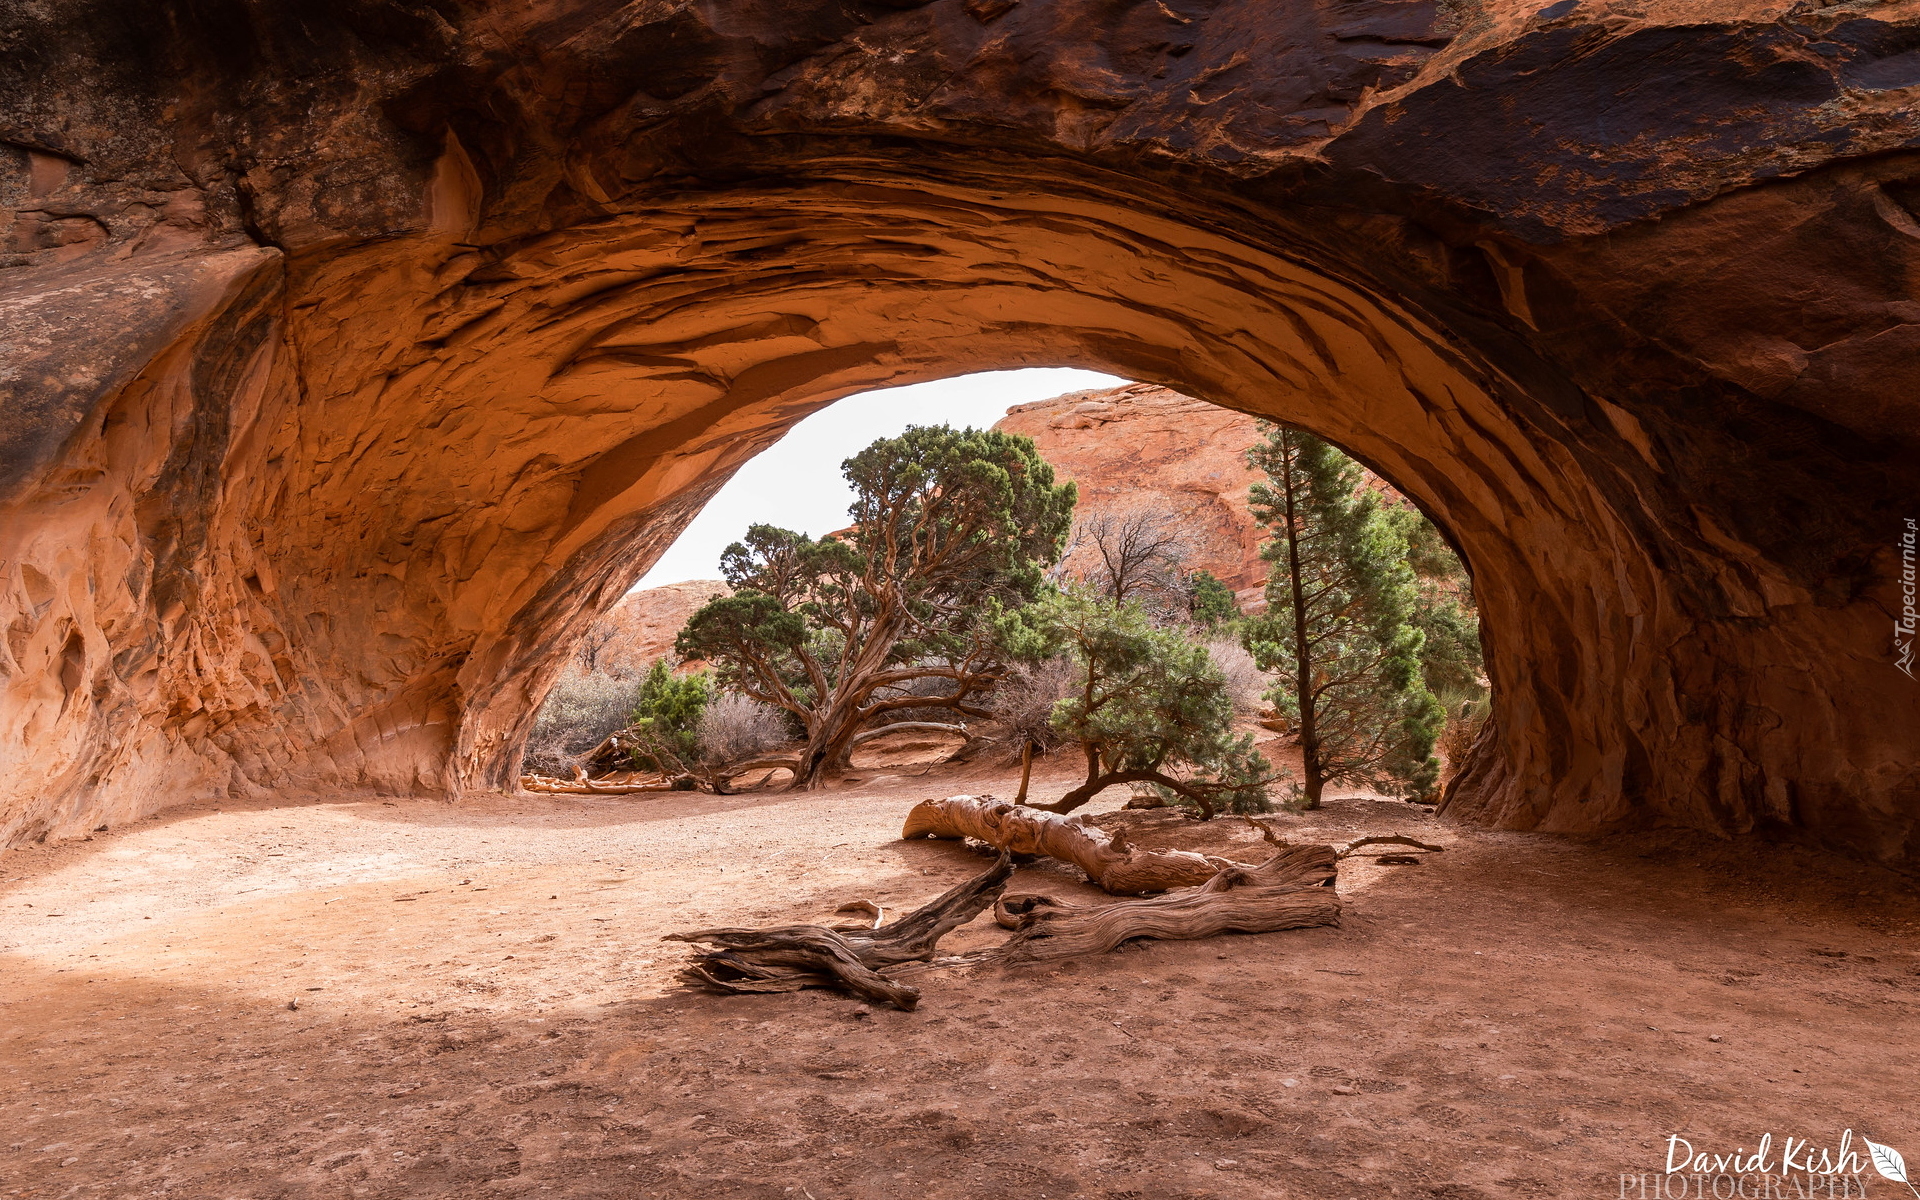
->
xmin=1 ymin=1 xmax=1914 ymax=866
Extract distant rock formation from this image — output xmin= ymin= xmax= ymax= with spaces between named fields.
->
xmin=997 ymin=383 xmax=1268 ymax=608
xmin=587 ymin=580 xmax=728 ymax=677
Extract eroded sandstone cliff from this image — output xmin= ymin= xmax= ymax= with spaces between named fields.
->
xmin=1 ymin=0 xmax=1914 ymax=865
xmin=996 ymin=383 xmax=1268 ymax=605
xmin=590 ymin=579 xmax=729 ymax=678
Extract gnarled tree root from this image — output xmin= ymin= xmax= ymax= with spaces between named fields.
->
xmin=903 ymin=794 xmax=1245 ymax=894
xmin=665 ymin=854 xmax=1015 ymax=1010
xmin=994 ymin=843 xmax=1341 ymax=961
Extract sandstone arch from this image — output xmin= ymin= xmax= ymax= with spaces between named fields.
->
xmin=1 ymin=1 xmax=1914 ymax=866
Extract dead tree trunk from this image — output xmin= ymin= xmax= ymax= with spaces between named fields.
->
xmin=671 ymin=820 xmax=1346 ymax=1010
xmin=665 ymin=854 xmax=1014 ymax=1010
xmin=520 ymin=773 xmax=677 ymax=795
xmin=902 ymin=794 xmax=1247 ymax=894
xmin=994 ymin=842 xmax=1340 ymax=961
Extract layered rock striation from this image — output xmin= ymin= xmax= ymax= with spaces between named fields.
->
xmin=1 ymin=0 xmax=1915 ymax=866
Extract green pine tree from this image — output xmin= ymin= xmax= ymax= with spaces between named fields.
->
xmin=1389 ymin=506 xmax=1487 ymax=720
xmin=625 ymin=660 xmax=712 ymax=781
xmin=1004 ymin=590 xmax=1274 ymax=819
xmin=1186 ymin=569 xmax=1241 ymax=630
xmin=1242 ymin=422 xmax=1444 ymax=807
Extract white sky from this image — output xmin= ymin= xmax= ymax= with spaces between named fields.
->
xmin=633 ymin=368 xmax=1128 ymax=590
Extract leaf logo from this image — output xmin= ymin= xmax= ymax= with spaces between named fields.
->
xmin=1865 ymin=1137 xmax=1920 ymax=1199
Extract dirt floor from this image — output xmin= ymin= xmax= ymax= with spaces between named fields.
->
xmin=2 ymin=749 xmax=1917 ymax=1200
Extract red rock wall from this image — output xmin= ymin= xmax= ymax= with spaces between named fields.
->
xmin=997 ymin=384 xmax=1268 ymax=604
xmin=592 ymin=580 xmax=729 ymax=678
xmin=1 ymin=1 xmax=1914 ymax=867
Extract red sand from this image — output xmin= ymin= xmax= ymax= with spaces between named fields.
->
xmin=2 ymin=752 xmax=1915 ymax=1199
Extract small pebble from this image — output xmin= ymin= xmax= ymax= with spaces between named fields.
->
xmin=1282 ymin=1079 xmax=1298 ymax=1087
xmin=1332 ymin=1085 xmax=1357 ymax=1095
xmin=1708 ymin=1035 xmax=1723 ymax=1043
xmin=286 ymin=1000 xmax=299 ymax=1011
xmin=852 ymin=1006 xmax=873 ymax=1018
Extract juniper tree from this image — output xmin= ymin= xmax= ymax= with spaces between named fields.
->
xmin=1010 ymin=590 xmax=1274 ymax=819
xmin=675 ymin=424 xmax=1075 ymax=789
xmin=623 ymin=660 xmax=711 ymax=779
xmin=1242 ymin=422 xmax=1444 ymax=807
xmin=1186 ymin=569 xmax=1241 ymax=630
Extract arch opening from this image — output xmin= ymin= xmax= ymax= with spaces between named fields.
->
xmin=525 ymin=366 xmax=1493 ymax=815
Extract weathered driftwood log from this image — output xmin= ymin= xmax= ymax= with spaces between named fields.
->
xmin=902 ymin=794 xmax=1244 ymax=895
xmin=665 ymin=854 xmax=1014 ymax=1010
xmin=519 ymin=772 xmax=676 ymax=795
xmin=994 ymin=842 xmax=1341 ymax=961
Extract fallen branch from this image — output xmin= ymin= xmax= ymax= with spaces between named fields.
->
xmin=709 ymin=756 xmax=802 ymax=779
xmin=665 ymin=855 xmax=1015 ymax=1010
xmin=902 ymin=794 xmax=1244 ymax=895
xmin=1241 ymin=820 xmax=1446 ymax=862
xmin=848 ymin=721 xmax=970 ymax=746
xmin=993 ymin=842 xmax=1340 ymax=961
xmin=1336 ymin=834 xmax=1446 ymax=859
xmin=519 ymin=772 xmax=676 ymax=795
xmin=674 ymin=814 xmax=1349 ymax=1009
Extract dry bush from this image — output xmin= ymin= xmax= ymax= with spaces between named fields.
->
xmin=696 ymin=692 xmax=791 ymax=765
xmin=1206 ymin=636 xmax=1268 ymax=717
xmin=524 ymin=666 xmax=639 ymax=776
xmin=1436 ymin=699 xmax=1490 ymax=787
xmin=1061 ymin=506 xmax=1192 ymax=621
xmin=992 ymin=654 xmax=1078 ymax=755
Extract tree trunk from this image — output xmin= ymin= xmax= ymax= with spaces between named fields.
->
xmin=666 ymin=854 xmax=1015 ymax=1009
xmin=993 ymin=842 xmax=1339 ymax=961
xmin=903 ymin=794 xmax=1241 ymax=894
xmin=792 ymin=693 xmax=902 ymax=789
xmin=791 ymin=734 xmax=832 ymax=789
xmin=1279 ymin=438 xmax=1325 ymax=810
xmin=1012 ymin=739 xmax=1035 ymax=804
xmin=1034 ymin=742 xmax=1141 ymax=815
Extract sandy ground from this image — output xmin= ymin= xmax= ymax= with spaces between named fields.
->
xmin=2 ymin=751 xmax=1917 ymax=1200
